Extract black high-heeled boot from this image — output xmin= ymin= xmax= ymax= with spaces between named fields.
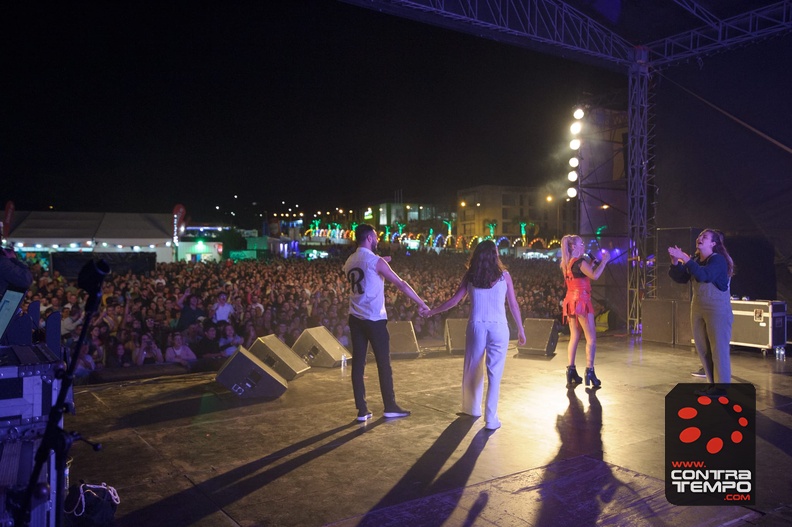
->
xmin=566 ymin=366 xmax=582 ymax=386
xmin=585 ymin=367 xmax=601 ymax=388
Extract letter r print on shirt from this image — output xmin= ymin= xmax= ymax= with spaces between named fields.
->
xmin=347 ymin=268 xmax=364 ymax=294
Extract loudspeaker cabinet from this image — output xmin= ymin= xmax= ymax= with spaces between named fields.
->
xmin=216 ymin=347 xmax=288 ymax=399
xmin=517 ymin=318 xmax=559 ymax=357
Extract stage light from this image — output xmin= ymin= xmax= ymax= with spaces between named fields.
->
xmin=569 ymin=139 xmax=581 ymax=150
xmin=570 ymin=121 xmax=582 ymax=135
xmin=573 ymin=108 xmax=585 ymax=120
xmin=568 ymin=170 xmax=578 ymax=182
xmin=569 ymin=157 xmax=579 ymax=168
xmin=567 ymin=188 xmax=578 ymax=198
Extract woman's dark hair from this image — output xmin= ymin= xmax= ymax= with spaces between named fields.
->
xmin=465 ymin=240 xmax=506 ymax=288
xmin=699 ymin=229 xmax=735 ymax=278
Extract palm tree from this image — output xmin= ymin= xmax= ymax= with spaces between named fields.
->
xmin=485 ymin=220 xmax=498 ymax=239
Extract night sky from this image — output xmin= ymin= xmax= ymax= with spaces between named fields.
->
xmin=2 ymin=0 xmax=626 ymax=225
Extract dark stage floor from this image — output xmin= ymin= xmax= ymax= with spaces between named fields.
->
xmin=65 ymin=334 xmax=792 ymax=527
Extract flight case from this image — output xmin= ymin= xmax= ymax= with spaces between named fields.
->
xmin=730 ymin=300 xmax=786 ymax=352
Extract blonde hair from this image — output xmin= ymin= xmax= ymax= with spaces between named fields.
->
xmin=560 ymin=235 xmax=581 ymax=271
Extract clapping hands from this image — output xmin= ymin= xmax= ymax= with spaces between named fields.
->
xmin=667 ymin=245 xmax=689 ymax=264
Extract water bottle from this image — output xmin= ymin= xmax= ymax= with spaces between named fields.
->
xmin=341 ymin=353 xmax=347 ymax=372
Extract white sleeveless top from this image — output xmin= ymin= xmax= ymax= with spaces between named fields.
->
xmin=467 ymin=273 xmax=507 ymax=323
xmin=343 ymin=247 xmax=387 ymax=321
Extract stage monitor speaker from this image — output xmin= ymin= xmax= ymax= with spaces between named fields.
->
xmin=656 ymin=228 xmax=699 ymax=302
xmin=674 ymin=300 xmax=693 ymax=346
xmin=292 ymin=326 xmax=349 ymax=368
xmin=445 ymin=319 xmax=467 ymax=355
xmin=215 ymin=347 xmax=287 ymax=399
xmin=386 ymin=321 xmax=420 ymax=359
xmin=641 ymin=298 xmax=675 ymax=345
xmin=517 ymin=318 xmax=558 ymax=357
xmin=248 ymin=335 xmax=310 ymax=381
xmin=367 ymin=321 xmax=420 ymax=359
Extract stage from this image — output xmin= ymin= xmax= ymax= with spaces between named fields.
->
xmin=65 ymin=334 xmax=792 ymax=526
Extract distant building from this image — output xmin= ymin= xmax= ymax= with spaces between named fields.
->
xmin=2 ymin=210 xmax=228 ymax=267
xmin=456 ymin=185 xmax=575 ymax=242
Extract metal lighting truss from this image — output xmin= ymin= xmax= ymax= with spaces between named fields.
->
xmin=341 ymin=0 xmax=634 ymax=67
xmin=342 ymin=0 xmax=792 ymax=331
xmin=649 ymin=1 xmax=792 ymax=68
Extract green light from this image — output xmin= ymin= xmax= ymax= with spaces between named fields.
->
xmin=595 ymin=225 xmax=608 ymax=240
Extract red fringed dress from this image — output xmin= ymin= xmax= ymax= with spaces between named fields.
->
xmin=563 ymin=257 xmax=593 ymax=323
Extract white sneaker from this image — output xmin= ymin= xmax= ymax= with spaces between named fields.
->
xmin=383 ymin=407 xmax=411 ymax=418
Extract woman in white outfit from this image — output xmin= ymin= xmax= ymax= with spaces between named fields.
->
xmin=425 ymin=240 xmax=526 ymax=430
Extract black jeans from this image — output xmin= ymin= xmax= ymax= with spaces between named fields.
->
xmin=348 ymin=315 xmax=396 ymax=412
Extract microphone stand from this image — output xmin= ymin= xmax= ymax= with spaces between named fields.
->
xmin=10 ymin=259 xmax=110 ymax=527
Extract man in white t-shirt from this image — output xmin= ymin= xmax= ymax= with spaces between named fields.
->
xmin=343 ymin=224 xmax=429 ymax=422
xmin=212 ymin=292 xmax=234 ymax=324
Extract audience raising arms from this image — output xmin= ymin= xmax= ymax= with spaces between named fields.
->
xmin=17 ymin=248 xmax=570 ymax=384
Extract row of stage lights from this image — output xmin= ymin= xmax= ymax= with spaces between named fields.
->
xmin=567 ymin=107 xmax=585 ymax=198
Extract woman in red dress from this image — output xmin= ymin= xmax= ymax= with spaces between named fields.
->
xmin=560 ymin=235 xmax=610 ymax=388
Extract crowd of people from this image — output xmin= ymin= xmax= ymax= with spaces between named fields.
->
xmin=20 ymin=247 xmax=566 ymax=382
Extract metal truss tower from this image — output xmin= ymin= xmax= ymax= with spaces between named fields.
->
xmin=342 ymin=0 xmax=792 ymax=332
xmin=626 ymin=49 xmax=653 ymax=333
